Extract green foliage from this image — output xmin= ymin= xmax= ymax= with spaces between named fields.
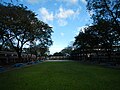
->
xmin=0 ymin=62 xmax=120 ymax=90
xmin=73 ymin=0 xmax=120 ymax=61
xmin=74 ymin=20 xmax=119 ymax=49
xmin=61 ymin=46 xmax=73 ymax=56
xmin=0 ymin=3 xmax=53 ymax=58
xmin=87 ymin=0 xmax=120 ymax=34
xmin=53 ymin=52 xmax=64 ymax=56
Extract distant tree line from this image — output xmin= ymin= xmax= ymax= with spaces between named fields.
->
xmin=0 ymin=3 xmax=53 ymax=60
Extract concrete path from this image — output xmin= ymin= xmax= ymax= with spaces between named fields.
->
xmin=45 ymin=60 xmax=72 ymax=62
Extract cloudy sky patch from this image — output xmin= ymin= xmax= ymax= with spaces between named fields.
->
xmin=10 ymin=0 xmax=91 ymax=54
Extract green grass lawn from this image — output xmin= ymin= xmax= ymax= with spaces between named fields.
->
xmin=0 ymin=61 xmax=120 ymax=90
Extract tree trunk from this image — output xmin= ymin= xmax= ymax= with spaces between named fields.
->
xmin=16 ymin=48 xmax=22 ymax=63
xmin=0 ymin=45 xmax=2 ymax=51
xmin=17 ymin=52 xmax=22 ymax=62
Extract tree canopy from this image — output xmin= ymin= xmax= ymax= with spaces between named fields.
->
xmin=0 ymin=3 xmax=53 ymax=59
xmin=87 ymin=0 xmax=120 ymax=34
xmin=72 ymin=0 xmax=120 ymax=61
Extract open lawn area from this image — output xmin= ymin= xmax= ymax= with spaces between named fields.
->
xmin=0 ymin=61 xmax=120 ymax=90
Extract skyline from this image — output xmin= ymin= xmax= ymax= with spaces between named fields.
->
xmin=3 ymin=0 xmax=92 ymax=54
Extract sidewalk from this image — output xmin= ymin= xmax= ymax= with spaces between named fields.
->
xmin=45 ymin=60 xmax=72 ymax=62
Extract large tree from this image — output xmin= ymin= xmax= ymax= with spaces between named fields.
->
xmin=87 ymin=0 xmax=120 ymax=34
xmin=86 ymin=0 xmax=120 ymax=59
xmin=73 ymin=21 xmax=119 ymax=60
xmin=0 ymin=3 xmax=53 ymax=60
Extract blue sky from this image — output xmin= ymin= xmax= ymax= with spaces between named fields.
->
xmin=3 ymin=0 xmax=92 ymax=54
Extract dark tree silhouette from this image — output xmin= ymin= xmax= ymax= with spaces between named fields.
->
xmin=0 ymin=3 xmax=53 ymax=60
xmin=86 ymin=0 xmax=120 ymax=61
xmin=61 ymin=46 xmax=73 ymax=56
xmin=87 ymin=0 xmax=120 ymax=34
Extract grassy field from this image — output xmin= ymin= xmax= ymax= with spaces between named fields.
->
xmin=0 ymin=61 xmax=120 ymax=90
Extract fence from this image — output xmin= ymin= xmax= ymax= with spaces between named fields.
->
xmin=70 ymin=53 xmax=120 ymax=65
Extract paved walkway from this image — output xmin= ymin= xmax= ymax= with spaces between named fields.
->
xmin=45 ymin=60 xmax=72 ymax=62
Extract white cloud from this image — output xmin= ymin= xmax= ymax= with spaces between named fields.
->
xmin=80 ymin=0 xmax=87 ymax=4
xmin=56 ymin=6 xmax=80 ymax=26
xmin=26 ymin=0 xmax=41 ymax=4
xmin=56 ymin=0 xmax=78 ymax=4
xmin=56 ymin=6 xmax=80 ymax=19
xmin=56 ymin=7 xmax=75 ymax=19
xmin=38 ymin=6 xmax=80 ymax=27
xmin=70 ymin=0 xmax=78 ymax=4
xmin=39 ymin=7 xmax=54 ymax=22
